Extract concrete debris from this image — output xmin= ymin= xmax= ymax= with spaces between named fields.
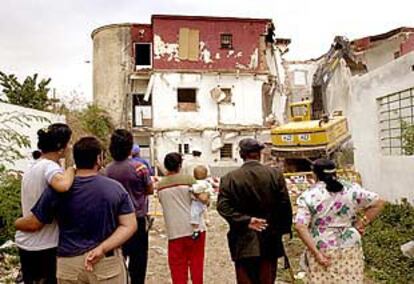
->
xmin=401 ymin=241 xmax=414 ymax=258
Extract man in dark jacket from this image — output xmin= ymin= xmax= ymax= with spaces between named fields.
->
xmin=217 ymin=138 xmax=292 ymax=284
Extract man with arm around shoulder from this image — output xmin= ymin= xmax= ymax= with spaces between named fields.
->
xmin=16 ymin=137 xmax=137 ymax=284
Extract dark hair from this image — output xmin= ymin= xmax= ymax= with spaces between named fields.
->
xmin=32 ymin=150 xmax=42 ymax=160
xmin=164 ymin=152 xmax=182 ymax=172
xmin=239 ymin=151 xmax=261 ymax=161
xmin=109 ymin=129 xmax=133 ymax=161
xmin=37 ymin=123 xmax=72 ymax=153
xmin=73 ymin=137 xmax=102 ymax=169
xmin=312 ymin=159 xmax=343 ymax=193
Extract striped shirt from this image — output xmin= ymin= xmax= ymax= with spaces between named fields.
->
xmin=158 ymin=174 xmax=205 ymax=240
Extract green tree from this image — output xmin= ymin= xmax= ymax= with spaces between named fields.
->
xmin=0 ymin=71 xmax=57 ymax=111
xmin=0 ymin=111 xmax=49 ymax=164
xmin=66 ymin=104 xmax=114 ymax=151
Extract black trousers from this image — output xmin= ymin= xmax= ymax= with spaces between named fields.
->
xmin=123 ymin=217 xmax=149 ymax=284
xmin=235 ymin=257 xmax=278 ymax=284
xmin=19 ymin=247 xmax=57 ymax=284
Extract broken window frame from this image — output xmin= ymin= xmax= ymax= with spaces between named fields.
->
xmin=220 ymin=34 xmax=233 ymax=50
xmin=132 ymin=93 xmax=152 ymax=127
xmin=177 ymin=88 xmax=198 ymax=112
xmin=220 ymin=88 xmax=233 ymax=104
xmin=134 ymin=43 xmax=152 ymax=69
xmin=220 ymin=143 xmax=233 ymax=159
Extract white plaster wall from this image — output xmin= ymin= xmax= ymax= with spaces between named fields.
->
xmin=350 ymin=52 xmax=414 ymax=203
xmin=0 ymin=102 xmax=65 ymax=173
xmin=151 ymin=73 xmax=264 ymax=129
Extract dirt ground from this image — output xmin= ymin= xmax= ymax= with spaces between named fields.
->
xmin=145 ymin=198 xmax=300 ymax=284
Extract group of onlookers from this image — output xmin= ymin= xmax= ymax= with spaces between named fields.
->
xmin=14 ymin=122 xmax=386 ymax=284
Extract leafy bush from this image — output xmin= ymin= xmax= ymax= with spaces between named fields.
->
xmin=0 ymin=167 xmax=21 ymax=245
xmin=363 ymin=200 xmax=414 ymax=283
xmin=401 ymin=121 xmax=414 ymax=155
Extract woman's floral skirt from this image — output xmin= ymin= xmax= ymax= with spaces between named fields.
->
xmin=304 ymin=246 xmax=364 ymax=284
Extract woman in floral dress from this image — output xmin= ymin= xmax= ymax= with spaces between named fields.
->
xmin=294 ymin=159 xmax=385 ymax=283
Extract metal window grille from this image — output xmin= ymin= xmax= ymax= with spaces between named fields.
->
xmin=220 ymin=143 xmax=233 ymax=159
xmin=220 ymin=34 xmax=233 ymax=49
xmin=378 ymin=87 xmax=414 ymax=155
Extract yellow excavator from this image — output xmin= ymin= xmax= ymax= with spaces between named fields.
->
xmin=271 ymin=100 xmax=351 ymax=172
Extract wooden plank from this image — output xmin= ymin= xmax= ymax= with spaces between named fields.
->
xmin=179 ymin=28 xmax=189 ymax=60
xmin=188 ymin=29 xmax=200 ymax=61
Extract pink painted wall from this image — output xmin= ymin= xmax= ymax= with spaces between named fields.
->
xmin=151 ymin=16 xmax=269 ymax=71
xmin=400 ymin=33 xmax=414 ymax=56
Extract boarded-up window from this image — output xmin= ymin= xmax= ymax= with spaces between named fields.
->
xmin=179 ymin=28 xmax=199 ymax=61
xmin=177 ymin=88 xmax=197 ymax=112
xmin=221 ymin=34 xmax=233 ymax=49
xmin=220 ymin=143 xmax=233 ymax=159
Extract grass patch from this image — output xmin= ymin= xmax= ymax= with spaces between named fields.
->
xmin=363 ymin=200 xmax=414 ymax=283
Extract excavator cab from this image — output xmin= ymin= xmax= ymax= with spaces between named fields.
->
xmin=289 ymin=100 xmax=312 ymax=122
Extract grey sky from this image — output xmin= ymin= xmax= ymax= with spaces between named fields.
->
xmin=1 ymin=0 xmax=413 ymax=102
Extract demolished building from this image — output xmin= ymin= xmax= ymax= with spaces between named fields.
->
xmin=91 ymin=15 xmax=289 ymax=175
xmin=299 ymin=27 xmax=414 ymax=203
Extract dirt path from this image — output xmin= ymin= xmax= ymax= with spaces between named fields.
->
xmin=145 ymin=198 xmax=298 ymax=284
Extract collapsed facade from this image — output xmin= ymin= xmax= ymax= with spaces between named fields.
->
xmin=300 ymin=27 xmax=414 ymax=203
xmin=92 ymin=15 xmax=289 ymax=175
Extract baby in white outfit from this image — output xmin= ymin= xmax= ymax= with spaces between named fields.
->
xmin=190 ymin=165 xmax=213 ymax=239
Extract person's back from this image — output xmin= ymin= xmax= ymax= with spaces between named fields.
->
xmin=106 ymin=160 xmax=150 ymax=217
xmin=106 ymin=130 xmax=153 ymax=284
xmin=158 ymin=173 xmax=198 ymax=239
xmin=36 ymin=175 xmax=131 ymax=257
xmin=221 ymin=161 xmax=291 ymax=237
xmin=16 ymin=136 xmax=136 ymax=284
xmin=217 ymin=138 xmax=292 ymax=284
xmin=158 ymin=152 xmax=207 ymax=284
xmin=16 ymin=159 xmax=61 ymax=250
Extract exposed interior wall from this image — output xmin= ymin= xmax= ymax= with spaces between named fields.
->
xmin=0 ymin=102 xmax=65 ymax=172
xmin=286 ymin=61 xmax=319 ymax=103
xmin=92 ymin=25 xmax=131 ymax=127
xmin=355 ymin=36 xmax=405 ymax=71
xmin=325 ymin=59 xmax=353 ymax=117
xmin=349 ymin=52 xmax=414 ymax=203
xmin=151 ymin=73 xmax=264 ymax=129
